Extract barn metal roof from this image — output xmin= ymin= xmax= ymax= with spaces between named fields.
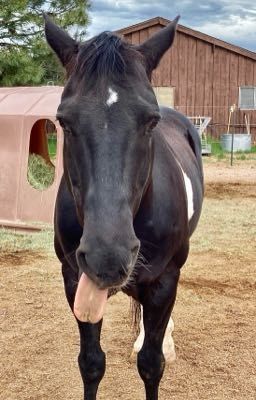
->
xmin=0 ymin=86 xmax=63 ymax=116
xmin=117 ymin=16 xmax=256 ymax=61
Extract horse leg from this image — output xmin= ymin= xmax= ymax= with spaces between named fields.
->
xmin=62 ymin=262 xmax=105 ymax=400
xmin=77 ymin=320 xmax=106 ymax=400
xmin=130 ymin=308 xmax=144 ymax=361
xmin=131 ymin=308 xmax=176 ymax=364
xmin=137 ymin=263 xmax=180 ymax=400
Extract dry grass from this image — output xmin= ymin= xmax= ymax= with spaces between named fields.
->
xmin=0 ymin=228 xmax=54 ymax=254
xmin=192 ymin=197 xmax=256 ymax=254
xmin=27 ymin=153 xmax=55 ymax=190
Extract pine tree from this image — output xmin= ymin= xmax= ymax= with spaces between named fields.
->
xmin=0 ymin=1 xmax=90 ymax=86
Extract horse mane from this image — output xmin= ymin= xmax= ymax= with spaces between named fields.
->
xmin=75 ymin=32 xmax=142 ymax=81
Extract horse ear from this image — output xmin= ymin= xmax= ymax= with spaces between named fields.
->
xmin=137 ymin=16 xmax=180 ymax=75
xmin=44 ymin=13 xmax=78 ymax=68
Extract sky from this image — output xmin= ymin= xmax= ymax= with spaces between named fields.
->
xmin=87 ymin=0 xmax=256 ymax=52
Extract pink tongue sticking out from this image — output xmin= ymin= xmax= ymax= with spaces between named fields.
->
xmin=74 ymin=273 xmax=108 ymax=323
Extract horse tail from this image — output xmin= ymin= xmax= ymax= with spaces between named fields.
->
xmin=130 ymin=298 xmax=141 ymax=336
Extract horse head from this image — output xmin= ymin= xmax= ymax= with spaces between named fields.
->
xmin=45 ymin=15 xmax=179 ymax=291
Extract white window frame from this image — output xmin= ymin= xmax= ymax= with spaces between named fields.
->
xmin=239 ymin=86 xmax=256 ymax=110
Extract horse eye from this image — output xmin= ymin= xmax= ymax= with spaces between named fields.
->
xmin=57 ymin=118 xmax=72 ymax=136
xmin=63 ymin=126 xmax=72 ymax=136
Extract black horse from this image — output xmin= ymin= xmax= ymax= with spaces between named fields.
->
xmin=45 ymin=15 xmax=203 ymax=400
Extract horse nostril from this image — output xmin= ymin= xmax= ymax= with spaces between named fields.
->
xmin=77 ymin=249 xmax=83 ymax=261
xmin=76 ymin=248 xmax=88 ymax=269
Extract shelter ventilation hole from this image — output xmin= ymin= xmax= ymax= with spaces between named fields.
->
xmin=27 ymin=119 xmax=57 ymax=190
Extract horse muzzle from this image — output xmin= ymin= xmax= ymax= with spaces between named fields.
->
xmin=74 ymin=241 xmax=139 ymax=323
xmin=76 ymin=241 xmax=140 ymax=289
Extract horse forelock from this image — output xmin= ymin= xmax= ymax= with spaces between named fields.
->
xmin=74 ymin=32 xmax=142 ymax=82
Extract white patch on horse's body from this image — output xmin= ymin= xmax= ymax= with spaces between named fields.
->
xmin=175 ymin=159 xmax=194 ymax=221
xmin=106 ymin=87 xmax=118 ymax=106
xmin=180 ymin=168 xmax=194 ymax=221
xmin=131 ymin=307 xmax=176 ymax=364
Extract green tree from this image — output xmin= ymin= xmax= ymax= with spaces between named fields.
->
xmin=0 ymin=0 xmax=90 ymax=86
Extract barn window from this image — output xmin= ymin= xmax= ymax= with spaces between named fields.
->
xmin=27 ymin=119 xmax=57 ymax=190
xmin=153 ymin=87 xmax=175 ymax=108
xmin=239 ymin=87 xmax=256 ymax=110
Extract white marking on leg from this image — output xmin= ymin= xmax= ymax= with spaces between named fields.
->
xmin=132 ymin=308 xmax=176 ymax=364
xmin=106 ymin=87 xmax=118 ymax=106
xmin=133 ymin=307 xmax=144 ymax=354
xmin=180 ymin=167 xmax=194 ymax=221
xmin=163 ymin=317 xmax=176 ymax=363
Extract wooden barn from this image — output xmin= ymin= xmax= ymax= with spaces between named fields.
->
xmin=117 ymin=17 xmax=256 ymax=143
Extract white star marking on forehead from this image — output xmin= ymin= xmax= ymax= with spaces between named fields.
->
xmin=106 ymin=87 xmax=118 ymax=106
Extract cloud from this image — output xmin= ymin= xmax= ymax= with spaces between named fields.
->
xmin=87 ymin=0 xmax=256 ymax=51
xmin=194 ymin=14 xmax=256 ymax=51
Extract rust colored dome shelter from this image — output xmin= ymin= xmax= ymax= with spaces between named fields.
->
xmin=0 ymin=86 xmax=64 ymax=230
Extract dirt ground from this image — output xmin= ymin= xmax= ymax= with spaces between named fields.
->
xmin=0 ymin=159 xmax=256 ymax=400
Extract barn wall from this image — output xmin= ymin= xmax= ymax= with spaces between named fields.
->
xmin=123 ymin=28 xmax=256 ymax=143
